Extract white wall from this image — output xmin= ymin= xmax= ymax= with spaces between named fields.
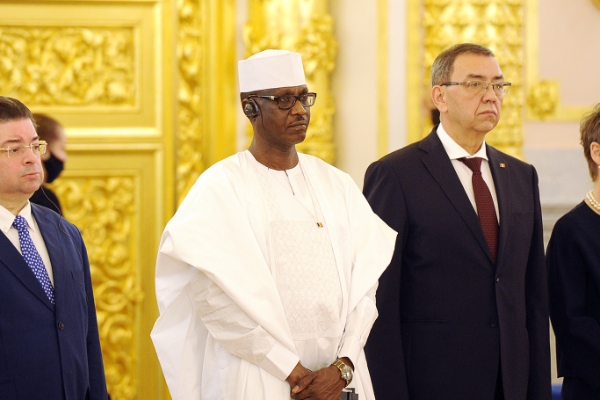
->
xmin=331 ymin=1 xmax=408 ymax=187
xmin=524 ymin=0 xmax=600 ymax=222
xmin=330 ymin=1 xmax=379 ymax=186
xmin=387 ymin=0 xmax=409 ymax=154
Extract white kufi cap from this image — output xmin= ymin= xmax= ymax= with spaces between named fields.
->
xmin=238 ymin=49 xmax=306 ymax=92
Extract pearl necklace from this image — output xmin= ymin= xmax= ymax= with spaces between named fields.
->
xmin=585 ymin=190 xmax=600 ymax=213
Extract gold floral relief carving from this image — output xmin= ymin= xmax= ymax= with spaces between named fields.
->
xmin=422 ymin=0 xmax=524 ymax=158
xmin=51 ymin=176 xmax=142 ymax=400
xmin=0 ymin=26 xmax=135 ymax=106
xmin=295 ymin=15 xmax=337 ymax=78
xmin=526 ymin=80 xmax=560 ymax=119
xmin=176 ymin=0 xmax=206 ymax=204
xmin=298 ymin=91 xmax=336 ymax=162
xmin=244 ymin=0 xmax=338 ymax=164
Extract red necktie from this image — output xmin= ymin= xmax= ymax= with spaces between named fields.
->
xmin=459 ymin=157 xmax=498 ymax=263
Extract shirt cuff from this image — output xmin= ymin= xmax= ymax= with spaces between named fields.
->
xmin=337 ymin=335 xmax=361 ymax=367
xmin=258 ymin=341 xmax=300 ymax=381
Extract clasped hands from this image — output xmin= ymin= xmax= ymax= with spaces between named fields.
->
xmin=286 ymin=359 xmax=349 ymax=400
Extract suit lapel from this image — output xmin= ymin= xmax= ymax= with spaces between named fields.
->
xmin=31 ymin=205 xmax=67 ymax=306
xmin=419 ymin=129 xmax=495 ymax=263
xmin=487 ymin=146 xmax=511 ymax=268
xmin=0 ymin=210 xmax=54 ymax=310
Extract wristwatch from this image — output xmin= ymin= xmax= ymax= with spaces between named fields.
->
xmin=331 ymin=359 xmax=353 ymax=387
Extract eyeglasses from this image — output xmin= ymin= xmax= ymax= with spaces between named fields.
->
xmin=440 ymin=81 xmax=511 ymax=97
xmin=0 ymin=140 xmax=47 ymax=158
xmin=248 ymin=92 xmax=317 ymax=110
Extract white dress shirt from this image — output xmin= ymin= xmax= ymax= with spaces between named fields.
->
xmin=0 ymin=202 xmax=55 ymax=284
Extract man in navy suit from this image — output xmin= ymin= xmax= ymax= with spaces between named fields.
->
xmin=363 ymin=44 xmax=551 ymax=400
xmin=0 ymin=96 xmax=107 ymax=399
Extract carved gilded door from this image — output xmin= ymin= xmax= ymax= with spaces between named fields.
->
xmin=0 ymin=0 xmax=236 ymax=399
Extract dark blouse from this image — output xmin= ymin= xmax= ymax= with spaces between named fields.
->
xmin=547 ymin=201 xmax=600 ymax=397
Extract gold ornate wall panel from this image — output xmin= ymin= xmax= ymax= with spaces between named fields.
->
xmin=0 ymin=1 xmax=160 ymax=131
xmin=0 ymin=26 xmax=135 ymax=106
xmin=52 ymin=172 xmax=141 ymax=399
xmin=50 ymin=145 xmax=165 ymax=400
xmin=408 ymin=0 xmax=525 ymax=158
xmin=0 ymin=1 xmax=171 ymax=399
xmin=244 ymin=0 xmax=338 ymax=164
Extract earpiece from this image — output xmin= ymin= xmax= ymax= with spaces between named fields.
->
xmin=244 ymin=100 xmax=259 ymax=117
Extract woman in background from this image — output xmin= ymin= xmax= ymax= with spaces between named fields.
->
xmin=547 ymin=103 xmax=600 ymax=400
xmin=29 ymin=113 xmax=67 ymax=214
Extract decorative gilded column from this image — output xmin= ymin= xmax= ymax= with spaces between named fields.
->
xmin=175 ymin=0 xmax=236 ymax=205
xmin=176 ymin=0 xmax=207 ymax=204
xmin=243 ymin=0 xmax=338 ymax=164
xmin=423 ymin=0 xmax=524 ymax=158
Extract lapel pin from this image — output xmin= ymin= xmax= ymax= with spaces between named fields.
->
xmin=499 ymin=163 xmax=506 ymax=168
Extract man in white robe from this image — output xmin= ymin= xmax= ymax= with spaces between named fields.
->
xmin=151 ymin=49 xmax=396 ymax=400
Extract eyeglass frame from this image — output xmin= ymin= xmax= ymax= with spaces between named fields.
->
xmin=439 ymin=81 xmax=512 ymax=96
xmin=0 ymin=140 xmax=47 ymax=158
xmin=247 ymin=92 xmax=317 ymax=110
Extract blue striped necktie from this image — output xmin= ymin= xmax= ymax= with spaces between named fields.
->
xmin=13 ymin=215 xmax=55 ymax=304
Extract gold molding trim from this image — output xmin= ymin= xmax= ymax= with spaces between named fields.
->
xmin=526 ymin=80 xmax=560 ymax=120
xmin=51 ymin=175 xmax=141 ymax=400
xmin=175 ymin=0 xmax=205 ymax=204
xmin=0 ymin=26 xmax=135 ymax=107
xmin=525 ymin=0 xmax=592 ymax=121
xmin=593 ymin=0 xmax=600 ymax=10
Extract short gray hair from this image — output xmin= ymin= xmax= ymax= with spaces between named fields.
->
xmin=431 ymin=43 xmax=495 ymax=87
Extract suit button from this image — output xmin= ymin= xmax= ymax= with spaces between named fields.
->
xmin=58 ymin=322 xmax=65 ymax=330
xmin=490 ymin=321 xmax=498 ymax=328
xmin=495 ymin=275 xmax=501 ymax=282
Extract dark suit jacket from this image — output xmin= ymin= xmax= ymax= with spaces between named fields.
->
xmin=0 ymin=203 xmax=107 ymax=400
xmin=364 ymin=128 xmax=551 ymax=400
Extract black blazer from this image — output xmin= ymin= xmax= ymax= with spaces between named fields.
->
xmin=364 ymin=128 xmax=551 ymax=400
xmin=0 ymin=203 xmax=107 ymax=400
xmin=547 ymin=202 xmax=600 ymax=399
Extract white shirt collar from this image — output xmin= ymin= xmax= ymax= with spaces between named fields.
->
xmin=436 ymin=124 xmax=489 ymax=161
xmin=0 ymin=202 xmax=36 ymax=235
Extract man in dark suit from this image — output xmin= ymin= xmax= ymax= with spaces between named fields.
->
xmin=363 ymin=43 xmax=551 ymax=400
xmin=0 ymin=96 xmax=107 ymax=399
